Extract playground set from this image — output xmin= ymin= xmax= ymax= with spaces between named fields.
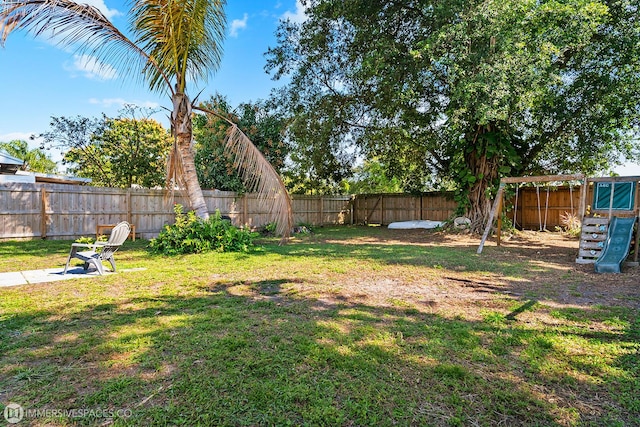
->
xmin=478 ymin=174 xmax=640 ymax=273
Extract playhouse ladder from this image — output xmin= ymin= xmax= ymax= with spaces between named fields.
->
xmin=576 ymin=217 xmax=610 ymax=264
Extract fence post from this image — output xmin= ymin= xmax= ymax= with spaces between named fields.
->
xmin=350 ymin=196 xmax=355 ymax=225
xmin=40 ymin=187 xmax=48 ymax=239
xmin=126 ymin=189 xmax=132 ymax=224
xmin=242 ymin=194 xmax=248 ymax=226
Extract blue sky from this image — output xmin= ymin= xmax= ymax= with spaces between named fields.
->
xmin=0 ymin=0 xmax=306 ymax=163
xmin=0 ymin=0 xmax=637 ymax=176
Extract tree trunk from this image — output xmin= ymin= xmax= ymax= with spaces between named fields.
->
xmin=172 ymin=92 xmax=209 ymax=219
xmin=465 ymin=126 xmax=501 ymax=234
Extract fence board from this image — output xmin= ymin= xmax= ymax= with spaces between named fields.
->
xmin=0 ymin=183 xmax=352 ymax=240
xmin=352 ymin=193 xmax=457 ymax=225
xmin=507 ymin=186 xmax=588 ymax=230
xmin=2 ymin=182 xmax=617 ymax=240
xmin=352 ymin=186 xmax=596 ymax=228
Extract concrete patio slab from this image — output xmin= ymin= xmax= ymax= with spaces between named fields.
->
xmin=22 ymin=267 xmax=113 ymax=283
xmin=0 ymin=267 xmax=146 ymax=287
xmin=0 ymin=271 xmax=28 ymax=287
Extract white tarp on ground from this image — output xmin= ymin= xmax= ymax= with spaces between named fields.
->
xmin=387 ymin=220 xmax=444 ymax=230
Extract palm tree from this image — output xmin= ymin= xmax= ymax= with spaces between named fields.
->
xmin=0 ymin=0 xmax=293 ymax=238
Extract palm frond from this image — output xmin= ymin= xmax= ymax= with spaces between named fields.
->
xmin=131 ymin=0 xmax=226 ymax=93
xmin=164 ymin=138 xmax=186 ymax=203
xmin=0 ymin=0 xmax=172 ymax=93
xmin=225 ymin=124 xmax=293 ymax=240
xmin=194 ymin=104 xmax=293 ymax=239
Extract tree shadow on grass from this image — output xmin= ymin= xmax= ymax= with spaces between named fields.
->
xmin=1 ymin=278 xmax=638 ymax=426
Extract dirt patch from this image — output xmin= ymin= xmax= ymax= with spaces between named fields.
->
xmin=486 ymin=230 xmax=640 ymax=309
xmin=304 ymin=228 xmax=640 ymax=316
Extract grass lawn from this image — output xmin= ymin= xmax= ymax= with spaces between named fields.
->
xmin=0 ymin=226 xmax=638 ymax=426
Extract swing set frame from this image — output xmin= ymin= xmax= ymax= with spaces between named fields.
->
xmin=477 ymin=174 xmax=586 ymax=254
xmin=478 ymin=174 xmax=640 ymax=267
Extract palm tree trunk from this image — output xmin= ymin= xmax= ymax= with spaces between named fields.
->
xmin=172 ymin=92 xmax=209 ymax=219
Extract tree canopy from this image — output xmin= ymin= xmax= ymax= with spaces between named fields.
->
xmin=343 ymin=159 xmax=403 ymax=195
xmin=41 ymin=106 xmax=171 ymax=188
xmin=267 ymin=0 xmax=640 ymax=230
xmin=194 ymin=95 xmax=289 ymax=192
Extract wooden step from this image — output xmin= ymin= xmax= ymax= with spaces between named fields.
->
xmin=576 ymin=216 xmax=611 ymax=265
xmin=581 ymin=225 xmax=608 ymax=234
xmin=581 ymin=217 xmax=610 ymax=225
xmin=580 ymin=232 xmax=607 ymax=241
xmin=580 ymin=241 xmax=606 ymax=250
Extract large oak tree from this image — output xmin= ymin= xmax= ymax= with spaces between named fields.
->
xmin=267 ymin=0 xmax=640 ymax=231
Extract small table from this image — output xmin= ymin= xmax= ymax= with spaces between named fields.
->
xmin=96 ymin=224 xmax=136 ymax=241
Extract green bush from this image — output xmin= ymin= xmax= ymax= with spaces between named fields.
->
xmin=75 ymin=235 xmax=107 ymax=244
xmin=148 ymin=205 xmax=256 ymax=255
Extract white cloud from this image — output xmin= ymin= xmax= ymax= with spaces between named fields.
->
xmin=65 ymin=54 xmax=117 ymax=80
xmin=83 ymin=0 xmax=121 ymax=20
xmin=0 ymin=132 xmax=35 ymax=142
xmin=88 ymin=98 xmax=160 ymax=109
xmin=281 ymin=0 xmax=307 ymax=24
xmin=613 ymin=163 xmax=640 ymax=176
xmin=230 ymin=13 xmax=248 ymax=38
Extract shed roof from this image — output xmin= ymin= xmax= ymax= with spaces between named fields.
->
xmin=0 ymin=150 xmax=25 ymax=174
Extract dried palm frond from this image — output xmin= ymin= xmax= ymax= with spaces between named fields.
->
xmin=164 ymin=139 xmax=186 ymax=196
xmin=560 ymin=211 xmax=581 ymax=236
xmin=194 ymin=104 xmax=293 ymax=239
xmin=225 ymin=124 xmax=293 ymax=240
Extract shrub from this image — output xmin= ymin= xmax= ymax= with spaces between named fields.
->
xmin=261 ymin=221 xmax=278 ymax=236
xmin=148 ymin=205 xmax=256 ymax=255
xmin=75 ymin=235 xmax=107 ymax=244
xmin=560 ymin=211 xmax=582 ymax=237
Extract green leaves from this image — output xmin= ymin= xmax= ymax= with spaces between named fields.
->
xmin=267 ymin=0 xmax=640 ymax=227
xmin=0 ymin=140 xmax=57 ymax=174
xmin=194 ymin=95 xmax=289 ymax=192
xmin=42 ymin=106 xmax=171 ymax=188
xmin=148 ymin=206 xmax=256 ymax=255
xmin=130 ymin=0 xmax=227 ymax=93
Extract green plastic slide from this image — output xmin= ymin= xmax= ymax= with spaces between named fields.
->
xmin=594 ymin=217 xmax=636 ymax=274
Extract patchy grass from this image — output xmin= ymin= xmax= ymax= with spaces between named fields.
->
xmin=0 ymin=226 xmax=638 ymax=426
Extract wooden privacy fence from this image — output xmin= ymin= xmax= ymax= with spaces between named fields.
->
xmin=0 ymin=183 xmax=601 ymax=240
xmin=507 ymin=186 xmax=584 ymax=230
xmin=352 ymin=186 xmax=591 ymax=229
xmin=0 ymin=183 xmax=352 ymax=240
xmin=352 ymin=192 xmax=458 ymax=225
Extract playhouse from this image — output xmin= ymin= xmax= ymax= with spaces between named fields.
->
xmin=478 ymin=174 xmax=640 ymax=273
